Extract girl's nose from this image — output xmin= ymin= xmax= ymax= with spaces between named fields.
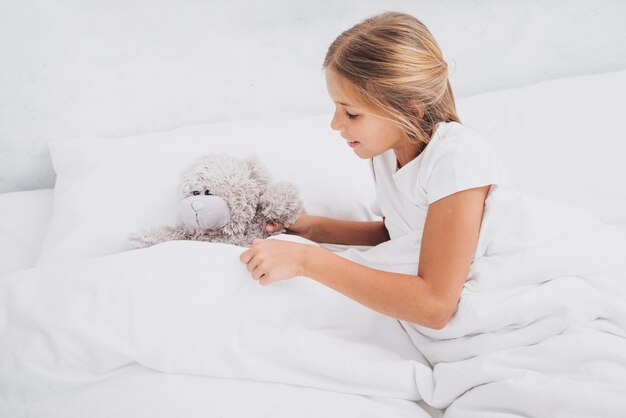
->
xmin=330 ymin=111 xmax=342 ymax=131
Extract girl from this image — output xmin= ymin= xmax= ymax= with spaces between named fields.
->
xmin=240 ymin=11 xmax=510 ymax=330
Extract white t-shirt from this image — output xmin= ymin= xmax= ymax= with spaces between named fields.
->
xmin=370 ymin=121 xmax=513 ymax=241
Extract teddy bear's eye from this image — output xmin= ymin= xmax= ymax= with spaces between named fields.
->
xmin=192 ymin=191 xmax=200 ymax=196
xmin=204 ymin=190 xmax=212 ymax=196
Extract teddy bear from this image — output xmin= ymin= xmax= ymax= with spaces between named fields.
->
xmin=129 ymin=153 xmax=303 ymax=248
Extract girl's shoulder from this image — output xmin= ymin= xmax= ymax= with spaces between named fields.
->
xmin=429 ymin=121 xmax=487 ymax=149
xmin=409 ymin=121 xmax=512 ymax=205
xmin=422 ymin=121 xmax=497 ymax=167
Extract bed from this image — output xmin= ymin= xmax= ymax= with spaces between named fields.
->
xmin=1 ymin=67 xmax=626 ymax=417
xmin=3 ymin=0 xmax=626 ymax=415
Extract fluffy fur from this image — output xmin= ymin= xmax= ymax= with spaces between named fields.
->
xmin=129 ymin=154 xmax=303 ymax=248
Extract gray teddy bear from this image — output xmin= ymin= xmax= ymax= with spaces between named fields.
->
xmin=129 ymin=153 xmax=303 ymax=248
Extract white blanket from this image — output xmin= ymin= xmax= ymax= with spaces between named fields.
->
xmin=0 ymin=362 xmax=435 ymax=418
xmin=340 ymin=187 xmax=626 ymax=416
xmin=0 ymin=238 xmax=433 ymax=417
xmin=1 ymin=188 xmax=625 ymax=417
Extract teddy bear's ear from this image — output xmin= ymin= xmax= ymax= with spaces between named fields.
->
xmin=244 ymin=154 xmax=272 ymax=186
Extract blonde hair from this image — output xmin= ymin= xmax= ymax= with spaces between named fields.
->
xmin=323 ymin=11 xmax=460 ymax=150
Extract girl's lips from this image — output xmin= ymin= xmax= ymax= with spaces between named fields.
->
xmin=347 ymin=141 xmax=360 ymax=148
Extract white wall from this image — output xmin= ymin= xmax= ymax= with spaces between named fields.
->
xmin=1 ymin=0 xmax=625 ymax=193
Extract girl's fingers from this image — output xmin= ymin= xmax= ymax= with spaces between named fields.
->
xmin=240 ymin=248 xmax=253 ymax=263
xmin=266 ymin=224 xmax=283 ymax=232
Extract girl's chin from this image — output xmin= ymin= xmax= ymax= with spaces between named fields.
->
xmin=351 ymin=146 xmax=375 ymax=159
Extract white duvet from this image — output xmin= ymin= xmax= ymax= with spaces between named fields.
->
xmin=0 ymin=238 xmax=434 ymax=417
xmin=1 ymin=187 xmax=626 ymax=417
xmin=341 ymin=187 xmax=626 ymax=416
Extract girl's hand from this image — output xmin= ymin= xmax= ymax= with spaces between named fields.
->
xmin=239 ymin=239 xmax=312 ymax=286
xmin=265 ymin=212 xmax=316 ymax=241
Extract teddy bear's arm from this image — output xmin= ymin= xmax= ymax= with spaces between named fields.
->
xmin=259 ymin=181 xmax=304 ymax=227
xmin=128 ymin=224 xmax=190 ymax=248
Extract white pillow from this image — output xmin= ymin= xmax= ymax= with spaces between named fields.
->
xmin=38 ymin=115 xmax=378 ymax=266
xmin=457 ymin=69 xmax=626 ymax=225
xmin=39 ymin=70 xmax=626 ymax=266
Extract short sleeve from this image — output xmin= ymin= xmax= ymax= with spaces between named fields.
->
xmin=420 ymin=128 xmax=510 ymax=205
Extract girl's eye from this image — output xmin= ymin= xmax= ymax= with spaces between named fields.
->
xmin=204 ymin=190 xmax=212 ymax=196
xmin=345 ymin=111 xmax=358 ymax=120
xmin=192 ymin=191 xmax=200 ymax=196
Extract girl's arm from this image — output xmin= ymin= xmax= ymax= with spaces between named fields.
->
xmin=267 ymin=214 xmax=390 ymax=246
xmin=307 ymin=216 xmax=390 ymax=246
xmin=299 ymin=185 xmax=491 ymax=329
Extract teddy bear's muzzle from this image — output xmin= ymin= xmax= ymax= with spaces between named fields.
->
xmin=179 ymin=195 xmax=231 ymax=231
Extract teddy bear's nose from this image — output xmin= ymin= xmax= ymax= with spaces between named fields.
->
xmin=191 ymin=200 xmax=205 ymax=212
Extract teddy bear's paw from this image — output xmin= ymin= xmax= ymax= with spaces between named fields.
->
xmin=260 ymin=181 xmax=303 ymax=223
xmin=128 ymin=232 xmax=150 ymax=248
xmin=128 ymin=229 xmax=164 ymax=248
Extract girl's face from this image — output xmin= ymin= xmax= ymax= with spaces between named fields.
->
xmin=325 ymin=68 xmax=418 ymax=166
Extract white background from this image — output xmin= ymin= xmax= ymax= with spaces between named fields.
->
xmin=1 ymin=0 xmax=625 ymax=193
